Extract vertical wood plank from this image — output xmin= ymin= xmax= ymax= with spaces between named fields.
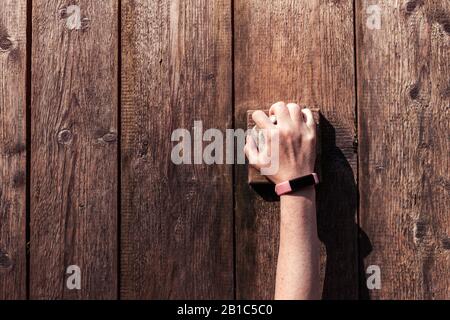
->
xmin=357 ymin=0 xmax=450 ymax=299
xmin=30 ymin=0 xmax=118 ymax=299
xmin=234 ymin=0 xmax=359 ymax=299
xmin=0 ymin=0 xmax=27 ymax=300
xmin=121 ymin=0 xmax=233 ymax=299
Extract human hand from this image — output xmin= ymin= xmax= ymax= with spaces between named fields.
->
xmin=244 ymin=101 xmax=317 ymax=185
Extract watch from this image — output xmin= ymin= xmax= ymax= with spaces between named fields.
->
xmin=275 ymin=173 xmax=320 ymax=196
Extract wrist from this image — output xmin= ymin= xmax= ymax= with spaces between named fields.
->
xmin=279 ymin=184 xmax=318 ymax=237
xmin=280 ymin=185 xmax=315 ymax=203
xmin=282 ymin=184 xmax=315 ymax=197
xmin=280 ymin=187 xmax=316 ymax=215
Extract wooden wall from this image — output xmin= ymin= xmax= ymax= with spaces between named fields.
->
xmin=0 ymin=0 xmax=448 ymax=300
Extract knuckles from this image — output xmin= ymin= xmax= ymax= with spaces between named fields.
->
xmin=277 ymin=125 xmax=315 ymax=143
xmin=302 ymin=132 xmax=316 ymax=143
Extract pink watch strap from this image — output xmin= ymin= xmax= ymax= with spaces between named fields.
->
xmin=275 ymin=173 xmax=320 ymax=196
xmin=275 ymin=181 xmax=292 ymax=195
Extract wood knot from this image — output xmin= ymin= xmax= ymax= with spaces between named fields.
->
xmin=0 ymin=250 xmax=13 ymax=270
xmin=405 ymin=0 xmax=422 ymax=14
xmin=0 ymin=35 xmax=15 ymax=52
xmin=100 ymin=132 xmax=118 ymax=143
xmin=138 ymin=139 xmax=149 ymax=157
xmin=57 ymin=129 xmax=73 ymax=145
xmin=442 ymin=238 xmax=450 ymax=250
xmin=443 ymin=21 xmax=450 ymax=34
xmin=0 ymin=22 xmax=17 ymax=52
xmin=414 ymin=220 xmax=427 ymax=242
xmin=409 ymin=83 xmax=420 ymax=100
xmin=12 ymin=171 xmax=26 ymax=188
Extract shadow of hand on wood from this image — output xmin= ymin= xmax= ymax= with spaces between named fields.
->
xmin=317 ymin=115 xmax=372 ymax=300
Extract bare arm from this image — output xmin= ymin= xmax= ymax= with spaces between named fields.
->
xmin=245 ymin=101 xmax=321 ymax=300
xmin=276 ymin=187 xmax=320 ymax=299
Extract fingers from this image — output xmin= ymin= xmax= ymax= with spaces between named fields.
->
xmin=244 ymin=135 xmax=260 ymax=166
xmin=269 ymin=101 xmax=291 ymax=124
xmin=286 ymin=103 xmax=302 ymax=123
xmin=252 ymin=110 xmax=275 ymax=129
xmin=254 ymin=102 xmax=315 ymax=130
xmin=301 ymin=108 xmax=315 ymax=128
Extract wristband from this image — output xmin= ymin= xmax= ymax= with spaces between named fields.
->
xmin=275 ymin=173 xmax=319 ymax=196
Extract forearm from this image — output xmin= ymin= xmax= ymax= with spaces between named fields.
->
xmin=245 ymin=103 xmax=320 ymax=299
xmin=275 ymin=187 xmax=321 ymax=300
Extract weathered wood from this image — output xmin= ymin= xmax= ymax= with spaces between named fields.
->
xmin=30 ymin=0 xmax=118 ymax=299
xmin=357 ymin=0 xmax=450 ymax=299
xmin=235 ymin=0 xmax=359 ymax=299
xmin=0 ymin=0 xmax=27 ymax=300
xmin=121 ymin=0 xmax=233 ymax=299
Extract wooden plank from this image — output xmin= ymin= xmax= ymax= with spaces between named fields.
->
xmin=0 ymin=0 xmax=27 ymax=300
xmin=30 ymin=0 xmax=118 ymax=299
xmin=121 ymin=0 xmax=233 ymax=299
xmin=235 ymin=0 xmax=359 ymax=299
xmin=357 ymin=0 xmax=450 ymax=299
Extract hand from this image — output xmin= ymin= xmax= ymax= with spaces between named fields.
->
xmin=244 ymin=101 xmax=317 ymax=185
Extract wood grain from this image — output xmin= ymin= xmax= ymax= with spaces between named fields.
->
xmin=0 ymin=0 xmax=27 ymax=300
xmin=357 ymin=0 xmax=450 ymax=299
xmin=30 ymin=0 xmax=118 ymax=299
xmin=234 ymin=0 xmax=359 ymax=299
xmin=121 ymin=0 xmax=233 ymax=299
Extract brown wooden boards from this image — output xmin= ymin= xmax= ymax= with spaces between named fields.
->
xmin=0 ymin=0 xmax=446 ymax=301
xmin=235 ymin=0 xmax=358 ymax=299
xmin=30 ymin=0 xmax=118 ymax=299
xmin=0 ymin=0 xmax=27 ymax=300
xmin=357 ymin=0 xmax=450 ymax=299
xmin=121 ymin=0 xmax=233 ymax=299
